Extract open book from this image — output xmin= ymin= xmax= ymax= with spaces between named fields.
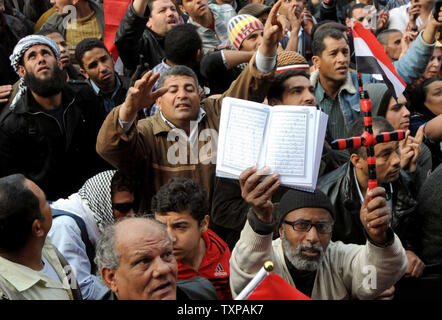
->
xmin=216 ymin=97 xmax=328 ymax=191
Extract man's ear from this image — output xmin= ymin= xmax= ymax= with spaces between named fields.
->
xmin=278 ymin=225 xmax=283 ymax=239
xmin=179 ymin=4 xmax=186 ymax=14
xmin=156 ymin=96 xmax=162 ymax=111
xmin=350 ymin=153 xmax=362 ymax=169
xmin=268 ymin=98 xmax=282 ymax=106
xmin=345 ymin=17 xmax=352 ymax=28
xmin=80 ymin=67 xmax=90 ymax=80
xmin=32 ymin=219 xmax=45 ymax=238
xmin=312 ymin=55 xmax=320 ymax=70
xmin=147 ymin=18 xmax=152 ymax=29
xmin=17 ymin=65 xmax=26 ymax=78
xmin=71 ymin=0 xmax=81 ymax=6
xmin=200 ymin=215 xmax=210 ymax=233
xmin=101 ymin=268 xmax=118 ymax=295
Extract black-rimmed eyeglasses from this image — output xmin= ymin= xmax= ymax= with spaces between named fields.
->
xmin=283 ymin=219 xmax=334 ymax=234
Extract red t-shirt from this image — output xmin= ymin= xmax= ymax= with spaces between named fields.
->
xmin=177 ymin=229 xmax=232 ymax=300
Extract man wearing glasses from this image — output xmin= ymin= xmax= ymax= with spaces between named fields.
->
xmin=229 ymin=166 xmax=408 ymax=300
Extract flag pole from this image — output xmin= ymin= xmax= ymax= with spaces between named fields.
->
xmin=235 ymin=261 xmax=274 ymax=300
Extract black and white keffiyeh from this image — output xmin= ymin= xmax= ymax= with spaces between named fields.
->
xmin=8 ymin=35 xmax=61 ymax=109
xmin=78 ymin=170 xmax=116 ymax=232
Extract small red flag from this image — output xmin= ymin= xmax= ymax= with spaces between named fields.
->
xmin=247 ymin=273 xmax=311 ymax=300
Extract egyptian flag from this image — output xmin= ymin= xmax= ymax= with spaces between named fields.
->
xmin=235 ymin=264 xmax=311 ymax=300
xmin=352 ymin=21 xmax=407 ymax=99
xmin=103 ymin=0 xmax=131 ymax=61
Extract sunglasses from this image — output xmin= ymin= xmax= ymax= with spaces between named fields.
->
xmin=112 ymin=202 xmax=134 ymax=213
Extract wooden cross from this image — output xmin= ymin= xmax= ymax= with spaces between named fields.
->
xmin=330 ymin=73 xmax=406 ymax=193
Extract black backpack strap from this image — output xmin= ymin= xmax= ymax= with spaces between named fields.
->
xmin=51 ymin=208 xmax=97 ymax=274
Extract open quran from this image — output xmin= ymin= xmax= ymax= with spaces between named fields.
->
xmin=216 ymin=97 xmax=328 ymax=191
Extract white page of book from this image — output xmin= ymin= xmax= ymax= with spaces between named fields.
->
xmin=216 ymin=97 xmax=270 ymax=178
xmin=311 ymin=112 xmax=329 ymax=188
xmin=260 ymin=105 xmax=317 ymax=187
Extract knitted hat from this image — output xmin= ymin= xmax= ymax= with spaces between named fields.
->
xmin=238 ymin=3 xmax=271 ymax=18
xmin=228 ymin=14 xmax=264 ymax=50
xmin=363 ymin=83 xmax=391 ymax=117
xmin=277 ymin=189 xmax=335 ymax=227
xmin=276 ymin=50 xmax=310 ymax=73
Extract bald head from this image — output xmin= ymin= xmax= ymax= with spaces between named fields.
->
xmin=97 ymin=217 xmax=178 ymax=300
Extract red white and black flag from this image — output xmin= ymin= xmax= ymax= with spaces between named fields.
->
xmin=352 ymin=21 xmax=407 ymax=99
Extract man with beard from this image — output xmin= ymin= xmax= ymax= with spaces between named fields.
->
xmin=229 ymin=166 xmax=408 ymax=299
xmin=0 ymin=35 xmax=109 ymax=201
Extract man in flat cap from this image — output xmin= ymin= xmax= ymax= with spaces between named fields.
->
xmin=229 ymin=166 xmax=408 ymax=300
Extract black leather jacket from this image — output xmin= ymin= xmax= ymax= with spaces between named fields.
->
xmin=0 ymin=83 xmax=109 ymax=200
xmin=317 ymin=162 xmax=420 ymax=252
xmin=115 ymin=0 xmax=165 ymax=72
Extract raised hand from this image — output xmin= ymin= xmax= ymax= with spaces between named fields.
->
xmin=301 ymin=8 xmax=314 ymax=35
xmin=376 ymin=10 xmax=389 ymax=32
xmin=239 ymin=166 xmax=280 ymax=223
xmin=119 ymin=70 xmax=168 ymax=121
xmin=260 ymin=0 xmax=284 ymax=57
xmin=360 ymin=187 xmax=391 ymax=245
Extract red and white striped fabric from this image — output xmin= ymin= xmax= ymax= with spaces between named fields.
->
xmin=352 ymin=21 xmax=406 ymax=99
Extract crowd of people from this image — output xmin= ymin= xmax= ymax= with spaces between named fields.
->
xmin=0 ymin=0 xmax=441 ymax=301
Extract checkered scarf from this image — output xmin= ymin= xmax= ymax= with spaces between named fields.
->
xmin=8 ymin=35 xmax=61 ymax=109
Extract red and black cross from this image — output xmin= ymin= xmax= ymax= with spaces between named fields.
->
xmin=330 ymin=73 xmax=406 ymax=193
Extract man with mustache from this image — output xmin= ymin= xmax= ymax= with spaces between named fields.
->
xmin=75 ymin=38 xmax=129 ymax=115
xmin=97 ymin=1 xmax=285 ymax=212
xmin=96 ymin=216 xmax=218 ymax=300
xmin=230 ymin=165 xmax=408 ymax=299
xmin=0 ymin=35 xmax=109 ymax=201
xmin=318 ymin=117 xmax=424 ymax=290
xmin=115 ymin=0 xmax=181 ymax=73
xmin=310 ymin=13 xmax=442 ymax=140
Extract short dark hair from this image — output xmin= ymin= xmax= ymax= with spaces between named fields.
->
xmin=75 ymin=38 xmax=110 ymax=69
xmin=267 ymin=70 xmax=311 ymax=103
xmin=312 ymin=28 xmax=348 ymax=56
xmin=157 ymin=64 xmax=199 ymax=89
xmin=348 ymin=3 xmax=367 ymax=19
xmin=348 ymin=116 xmax=394 ymax=157
xmin=165 ymin=24 xmax=201 ymax=66
xmin=376 ymin=29 xmax=402 ymax=46
xmin=311 ymin=20 xmax=347 ymax=43
xmin=110 ymin=171 xmax=136 ymax=201
xmin=151 ymin=178 xmax=209 ymax=224
xmin=0 ymin=174 xmax=43 ymax=253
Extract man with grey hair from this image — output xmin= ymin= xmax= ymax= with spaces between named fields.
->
xmin=229 ymin=166 xmax=408 ymax=300
xmin=96 ymin=216 xmax=218 ymax=300
xmin=97 ymin=1 xmax=286 ymax=212
xmin=0 ymin=35 xmax=109 ymax=201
